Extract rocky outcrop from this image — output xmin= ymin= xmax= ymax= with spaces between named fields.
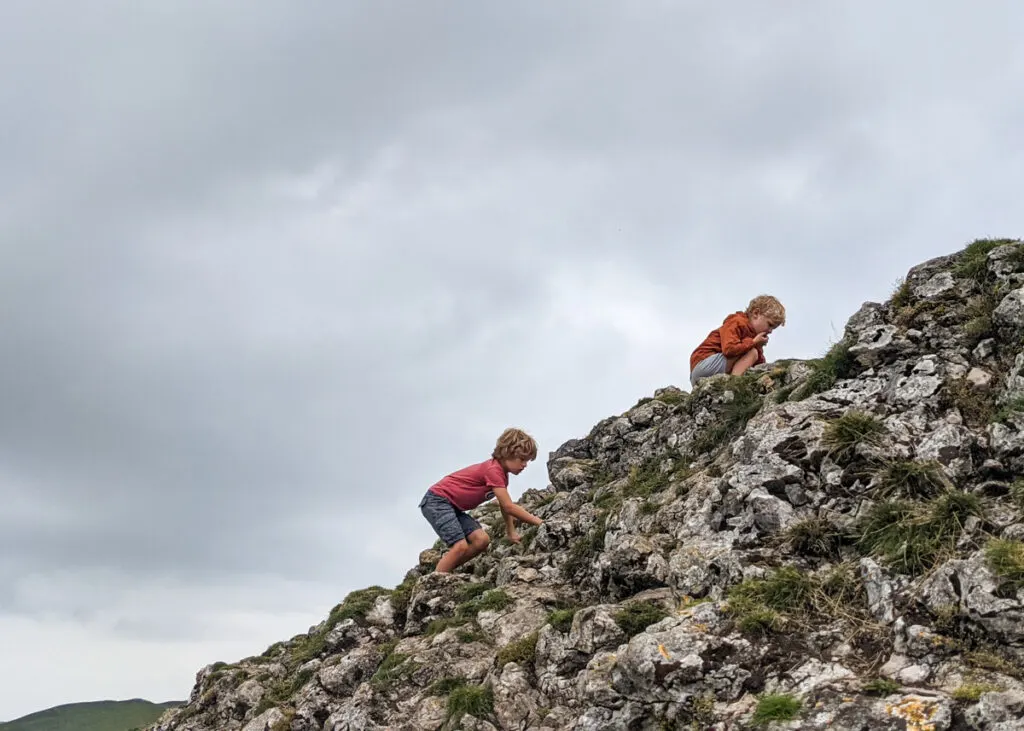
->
xmin=149 ymin=239 xmax=1024 ymax=730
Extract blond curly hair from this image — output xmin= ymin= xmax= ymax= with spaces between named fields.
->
xmin=746 ymin=294 xmax=786 ymax=326
xmin=492 ymin=427 xmax=538 ymax=462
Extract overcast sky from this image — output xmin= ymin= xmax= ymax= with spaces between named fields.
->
xmin=1 ymin=0 xmax=1022 ymax=720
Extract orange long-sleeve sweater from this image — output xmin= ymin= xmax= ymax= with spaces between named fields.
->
xmin=689 ymin=311 xmax=765 ymax=371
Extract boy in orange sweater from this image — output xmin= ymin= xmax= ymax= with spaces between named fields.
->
xmin=690 ymin=295 xmax=786 ymax=387
xmin=419 ymin=428 xmax=544 ymax=573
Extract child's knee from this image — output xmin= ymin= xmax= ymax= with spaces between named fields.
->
xmin=467 ymin=529 xmax=490 ymax=550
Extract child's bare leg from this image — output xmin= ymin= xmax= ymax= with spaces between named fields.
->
xmin=435 ymin=530 xmax=491 ymax=573
xmin=729 ymin=349 xmax=760 ymax=376
xmin=463 ymin=529 xmax=490 ymax=560
xmin=436 ymin=540 xmax=471 ymax=573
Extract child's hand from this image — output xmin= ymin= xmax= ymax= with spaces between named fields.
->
xmin=753 ymin=332 xmax=769 ymax=346
xmin=506 ymin=530 xmax=521 ymax=544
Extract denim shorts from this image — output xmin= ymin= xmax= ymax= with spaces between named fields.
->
xmin=690 ymin=352 xmax=728 ymax=386
xmin=419 ymin=491 xmax=482 ymax=546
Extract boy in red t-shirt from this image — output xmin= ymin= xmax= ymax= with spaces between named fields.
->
xmin=419 ymin=428 xmax=544 ymax=573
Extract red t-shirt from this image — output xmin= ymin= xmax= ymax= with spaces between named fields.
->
xmin=428 ymin=458 xmax=509 ymax=511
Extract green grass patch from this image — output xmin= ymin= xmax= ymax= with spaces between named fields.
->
xmin=984 ymin=539 xmax=1024 ymax=590
xmin=994 ymin=397 xmax=1024 ymax=424
xmin=288 ymin=584 xmax=394 ymax=666
xmin=547 ymin=608 xmax=577 ymax=633
xmin=0 ymin=700 xmax=182 ymax=731
xmin=495 ymin=631 xmax=539 ymax=670
xmin=857 ymin=492 xmax=983 ymax=575
xmin=456 ymin=588 xmax=513 ymax=619
xmin=822 ymin=411 xmax=886 ymax=463
xmin=730 ymin=566 xmax=815 ymax=614
xmin=256 ymin=667 xmax=315 ymax=713
xmin=954 ymin=238 xmax=1017 ymax=283
xmin=425 ymin=616 xmax=471 ymax=636
xmin=428 ymin=676 xmax=468 ymax=696
xmin=791 ymin=340 xmax=859 ymax=400
xmin=751 ymin=694 xmax=802 ymax=725
xmin=327 ymin=586 xmax=389 ymax=626
xmin=890 ymin=278 xmax=912 ymax=310
xmin=613 ymin=601 xmax=669 ymax=638
xmin=862 ymin=677 xmax=901 ymax=696
xmin=369 ymin=649 xmax=418 ymax=690
xmin=965 ymin=649 xmax=1023 ymax=679
xmin=446 ymin=684 xmax=494 ymax=723
xmin=1010 ymin=479 xmax=1024 ymax=510
xmin=655 ymin=390 xmax=688 ymax=406
xmin=727 ymin=564 xmax=864 ymax=635
xmin=963 ymin=291 xmax=999 ymax=344
xmin=942 ymin=377 xmax=996 ymax=428
xmin=785 ymin=516 xmax=844 ymax=559
xmin=390 ymin=576 xmax=415 ymax=619
xmin=623 ymin=457 xmax=671 ymax=499
xmin=457 ymin=582 xmax=494 ymax=602
xmin=875 ymin=459 xmax=949 ymax=500
xmin=952 ymin=682 xmax=1004 ymax=703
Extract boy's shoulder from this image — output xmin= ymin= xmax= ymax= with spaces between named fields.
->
xmin=449 ymin=457 xmax=504 ymax=478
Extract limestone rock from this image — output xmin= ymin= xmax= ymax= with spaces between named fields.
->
xmin=148 ymin=239 xmax=1024 ymax=731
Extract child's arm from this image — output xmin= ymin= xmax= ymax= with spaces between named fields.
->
xmin=492 ymin=487 xmax=543 ymax=527
xmin=501 ymin=506 xmax=519 ymax=543
xmin=719 ymin=319 xmax=757 ymax=358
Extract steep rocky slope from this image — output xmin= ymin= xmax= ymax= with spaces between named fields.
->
xmin=150 ymin=239 xmax=1024 ymax=730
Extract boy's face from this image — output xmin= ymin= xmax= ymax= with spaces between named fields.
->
xmin=504 ymin=456 xmax=532 ymax=475
xmin=750 ymin=313 xmax=779 ymax=334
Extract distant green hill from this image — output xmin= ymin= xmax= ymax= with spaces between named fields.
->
xmin=0 ymin=699 xmax=181 ymax=731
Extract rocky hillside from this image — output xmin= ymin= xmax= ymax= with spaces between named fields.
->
xmin=149 ymin=239 xmax=1024 ymax=730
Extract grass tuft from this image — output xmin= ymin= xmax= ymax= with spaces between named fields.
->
xmin=954 ymin=238 xmax=1016 ymax=283
xmin=862 ymin=677 xmax=901 ymax=696
xmin=942 ymin=377 xmax=996 ymax=427
xmin=952 ymin=682 xmax=1004 ymax=703
xmin=429 ymin=676 xmax=467 ymax=696
xmin=994 ymin=397 xmax=1024 ymax=424
xmin=822 ymin=411 xmax=886 ymax=463
xmin=876 ymin=459 xmax=949 ymax=499
xmin=751 ymin=694 xmax=802 ymax=725
xmin=457 ymin=582 xmax=494 ymax=602
xmin=857 ymin=492 xmax=983 ymax=575
xmin=890 ymin=278 xmax=912 ymax=310
xmin=785 ymin=517 xmax=844 ymax=559
xmin=390 ymin=576 xmax=415 ymax=619
xmin=613 ymin=601 xmax=669 ymax=638
xmin=963 ymin=291 xmax=999 ymax=345
xmin=327 ymin=586 xmax=390 ymax=626
xmin=791 ymin=340 xmax=859 ymax=400
xmin=456 ymin=588 xmax=513 ymax=619
xmin=726 ymin=563 xmax=865 ymax=637
xmin=495 ymin=631 xmax=539 ymax=670
xmin=984 ymin=539 xmax=1024 ymax=590
xmin=369 ymin=648 xmax=418 ymax=690
xmin=729 ymin=566 xmax=815 ymax=614
xmin=446 ymin=684 xmax=494 ymax=722
xmin=547 ymin=608 xmax=576 ymax=633
xmin=1011 ymin=479 xmax=1024 ymax=510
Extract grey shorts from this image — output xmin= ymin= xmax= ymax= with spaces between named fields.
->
xmin=419 ymin=491 xmax=482 ymax=546
xmin=690 ymin=352 xmax=728 ymax=386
